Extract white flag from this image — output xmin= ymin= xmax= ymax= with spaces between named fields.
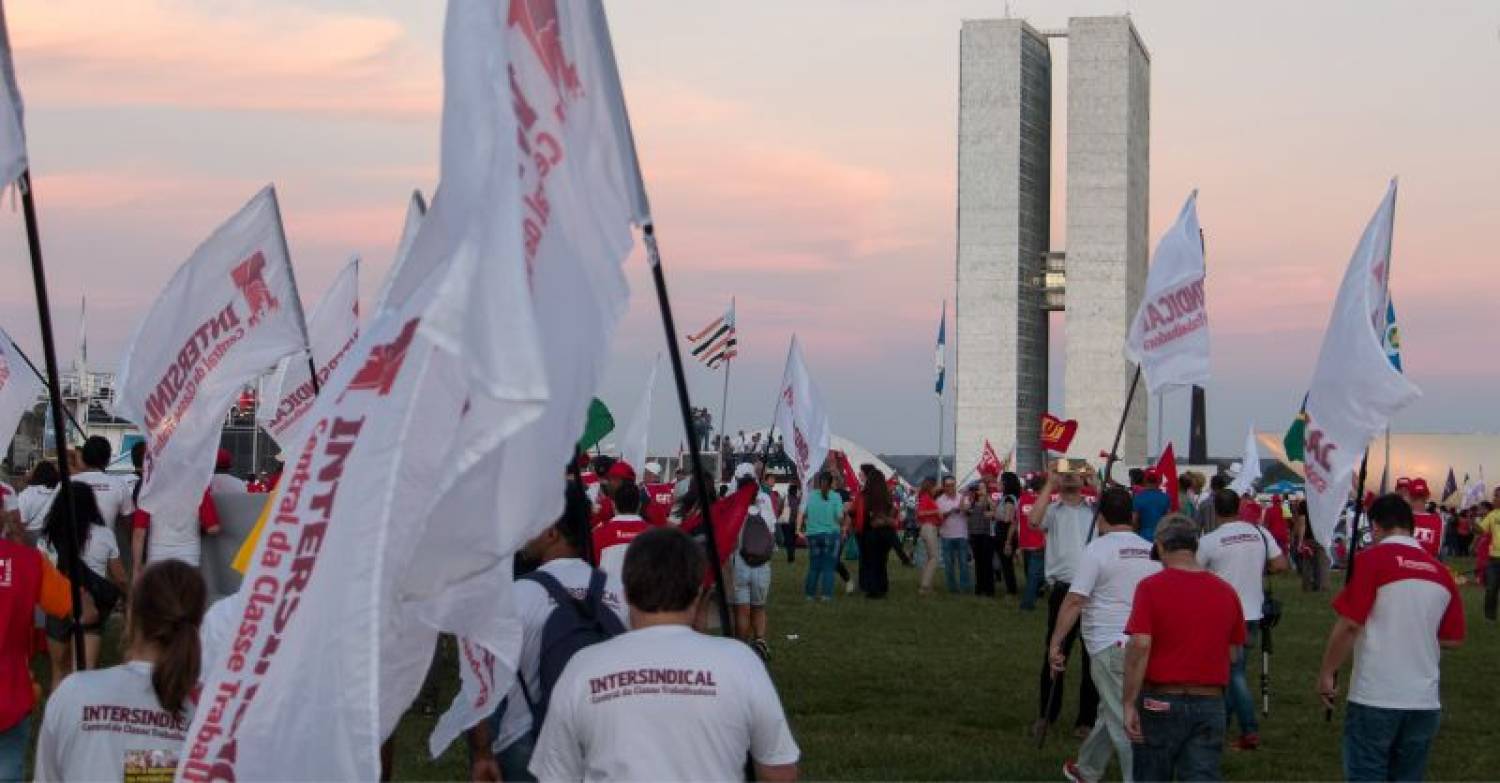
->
xmin=617 ymin=354 xmax=659 ymax=471
xmin=1125 ymin=191 xmax=1209 ymax=395
xmin=183 ymin=1 xmax=642 ymax=776
xmin=1228 ymin=425 xmax=1261 ymax=496
xmin=0 ymin=2 xmax=27 ymax=187
xmin=775 ymin=335 xmax=832 ymax=488
xmin=113 ymin=186 xmax=307 ymax=531
xmin=0 ymin=325 xmax=43 ymax=453
xmin=373 ymin=189 xmax=428 ymax=315
xmin=258 ymin=256 xmax=361 ymax=449
xmin=1303 ymin=181 xmax=1421 ymax=547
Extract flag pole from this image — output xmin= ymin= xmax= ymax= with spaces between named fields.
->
xmin=936 ymin=397 xmax=944 ymax=479
xmin=19 ymin=170 xmax=88 ymax=671
xmin=642 ymin=223 xmax=735 ymax=637
xmin=5 ymin=334 xmax=86 ymax=439
xmin=265 ymin=188 xmax=321 ymax=400
xmin=1100 ymin=366 xmax=1144 ymax=487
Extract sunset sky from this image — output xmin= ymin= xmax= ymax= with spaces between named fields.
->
xmin=0 ymin=0 xmax=1495 ymax=457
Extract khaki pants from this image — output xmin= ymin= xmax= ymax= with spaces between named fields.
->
xmin=918 ymin=525 xmax=941 ymax=591
xmin=1078 ymin=643 xmax=1132 ymax=783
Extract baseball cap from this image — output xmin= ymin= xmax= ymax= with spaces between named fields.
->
xmin=1409 ymin=478 xmax=1431 ymax=498
xmin=216 ymin=448 xmax=233 ymax=470
xmin=606 ymin=461 xmax=636 ymax=482
xmin=644 ymin=461 xmax=662 ymax=477
xmin=733 ymin=462 xmax=757 ymax=482
xmin=1395 ymin=477 xmax=1412 ymax=493
xmin=1143 ymin=467 xmax=1161 ymax=483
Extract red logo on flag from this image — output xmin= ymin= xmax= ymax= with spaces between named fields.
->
xmin=230 ymin=251 xmax=279 ymax=327
xmin=509 ymin=0 xmax=583 ymax=112
xmin=1040 ymin=413 xmax=1079 ymax=454
xmin=341 ymin=319 xmax=419 ymax=400
xmin=978 ymin=440 xmax=1003 ymax=478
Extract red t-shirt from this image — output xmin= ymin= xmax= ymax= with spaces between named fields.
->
xmin=1125 ymin=568 xmax=1246 ymax=687
xmin=1 ymin=541 xmax=71 ymax=731
xmin=1238 ymin=498 xmax=1264 ymax=524
xmin=1016 ymin=491 xmax=1045 ymax=551
xmin=642 ymin=483 xmax=675 ymax=527
xmin=1264 ymin=501 xmax=1290 ymax=552
xmin=1411 ymin=512 xmax=1443 ymax=559
xmin=917 ymin=494 xmax=941 ymax=527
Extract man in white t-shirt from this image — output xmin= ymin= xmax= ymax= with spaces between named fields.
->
xmin=470 ymin=484 xmax=628 ymax=781
xmin=1197 ymin=488 xmax=1288 ymax=751
xmin=1318 ymin=494 xmax=1464 ymax=782
xmin=1049 ymin=487 xmax=1161 ymax=783
xmin=530 ymin=526 xmax=800 ymax=782
xmin=72 ymin=437 xmax=135 ymax=531
xmin=1028 ymin=469 xmax=1101 ymax=738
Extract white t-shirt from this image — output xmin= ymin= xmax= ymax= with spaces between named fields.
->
xmin=1042 ymin=502 xmax=1095 ymax=584
xmin=36 ymin=661 xmax=192 ymax=782
xmin=19 ymin=484 xmax=58 ymax=533
xmin=1069 ymin=530 xmax=1162 ymax=655
xmin=40 ymin=524 xmax=121 ymax=580
xmin=209 ymin=473 xmax=247 ymax=495
xmin=72 ymin=470 xmax=136 ymax=526
xmin=199 ymin=591 xmax=244 ymax=675
xmin=1196 ymin=521 xmax=1282 ymax=621
xmin=494 ymin=558 xmax=629 ymax=752
xmin=530 ymin=624 xmax=800 ymax=782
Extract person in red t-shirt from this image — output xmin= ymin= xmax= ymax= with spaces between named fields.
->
xmin=1004 ymin=473 xmax=1047 ymax=611
xmin=591 ymin=461 xmax=636 ymax=530
xmin=914 ymin=478 xmax=942 ymax=594
xmin=0 ymin=538 xmax=73 ymax=777
xmin=1123 ymin=514 xmax=1245 ymax=782
xmin=1399 ymin=478 xmax=1444 ymax=559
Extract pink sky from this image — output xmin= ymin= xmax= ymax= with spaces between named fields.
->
xmin=0 ymin=0 xmax=1495 ymax=456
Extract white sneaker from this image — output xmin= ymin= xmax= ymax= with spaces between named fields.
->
xmin=844 ymin=580 xmax=856 ymax=595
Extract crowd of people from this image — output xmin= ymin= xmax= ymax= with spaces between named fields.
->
xmin=1 ymin=430 xmax=1490 ymax=781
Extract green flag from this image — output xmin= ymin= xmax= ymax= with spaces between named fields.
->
xmin=1283 ymin=413 xmax=1306 ymax=463
xmin=577 ymin=398 xmax=615 ymax=453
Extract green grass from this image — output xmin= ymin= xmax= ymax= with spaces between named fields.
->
xmin=32 ymin=557 xmax=1500 ymax=780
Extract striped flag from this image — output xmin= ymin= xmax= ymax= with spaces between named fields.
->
xmin=935 ymin=301 xmax=946 ymax=397
xmin=687 ymin=300 xmax=737 ymax=368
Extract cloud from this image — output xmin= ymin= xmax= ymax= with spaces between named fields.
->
xmin=7 ymin=0 xmax=438 ymax=117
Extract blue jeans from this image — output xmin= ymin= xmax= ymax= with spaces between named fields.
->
xmin=941 ymin=537 xmax=972 ymax=594
xmin=804 ymin=533 xmax=839 ymax=599
xmin=0 ymin=716 xmax=27 ymax=783
xmin=1343 ymin=702 xmax=1441 ymax=782
xmin=1132 ymin=694 xmax=1225 ymax=782
xmin=1020 ymin=549 xmax=1045 ymax=610
xmin=1226 ymin=621 xmax=1260 ymax=736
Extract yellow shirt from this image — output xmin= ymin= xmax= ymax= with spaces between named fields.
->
xmin=1480 ymin=511 xmax=1500 ymax=558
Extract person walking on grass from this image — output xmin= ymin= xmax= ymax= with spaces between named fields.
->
xmin=1481 ymin=492 xmax=1500 ymax=620
xmin=1007 ymin=472 xmax=1047 ymax=611
xmin=938 ymin=477 xmax=971 ymax=594
xmin=858 ymin=465 xmax=900 ymax=599
xmin=1029 ymin=469 xmax=1101 ymax=740
xmin=1123 ymin=515 xmax=1245 ymax=782
xmin=1051 ymin=487 xmax=1161 ymax=783
xmin=1318 ymin=494 xmax=1465 ymax=783
xmin=965 ymin=480 xmax=997 ymax=597
xmin=1196 ymin=488 xmax=1289 ymax=752
xmin=798 ymin=471 xmax=846 ymax=602
xmin=916 ymin=477 xmax=942 ymax=593
xmin=989 ymin=472 xmax=1020 ymax=597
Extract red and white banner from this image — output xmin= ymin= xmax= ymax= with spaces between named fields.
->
xmin=1040 ymin=413 xmax=1079 ymax=454
xmin=113 ymin=186 xmax=307 ymax=529
xmin=0 ymin=3 xmax=26 ymax=186
xmin=258 ymin=256 xmax=360 ymax=449
xmin=977 ymin=439 xmax=1003 ymax=478
xmin=0 ymin=324 xmax=43 ymax=453
xmin=1125 ymin=191 xmax=1209 ymax=395
xmin=1303 ymin=181 xmax=1421 ymax=548
xmin=183 ymin=1 xmax=645 ymax=777
xmin=774 ymin=335 xmax=832 ymax=489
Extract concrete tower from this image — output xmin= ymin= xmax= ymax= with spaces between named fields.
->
xmin=954 ymin=16 xmax=1149 ymax=479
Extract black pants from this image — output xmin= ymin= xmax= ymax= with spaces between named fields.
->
xmin=778 ymin=523 xmax=797 ymax=563
xmin=1485 ymin=563 xmax=1500 ymax=621
xmin=861 ymin=527 xmax=899 ymax=598
xmin=970 ymin=533 xmax=997 ymax=596
xmin=994 ymin=522 xmax=1019 ymax=595
xmin=1038 ymin=580 xmax=1099 ymax=727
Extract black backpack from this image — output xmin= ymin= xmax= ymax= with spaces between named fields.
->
xmin=518 ymin=569 xmax=626 ymax=730
xmin=739 ymin=505 xmax=775 ymax=567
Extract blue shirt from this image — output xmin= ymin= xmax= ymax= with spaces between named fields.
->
xmin=803 ymin=491 xmax=845 ymax=536
xmin=1133 ymin=489 xmax=1171 ymax=542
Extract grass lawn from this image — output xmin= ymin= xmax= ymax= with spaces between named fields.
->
xmin=30 ymin=554 xmax=1499 ymax=780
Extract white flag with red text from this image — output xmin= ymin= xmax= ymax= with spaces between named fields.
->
xmin=258 ymin=256 xmax=360 ymax=450
xmin=113 ymin=186 xmax=307 ymax=530
xmin=181 ymin=1 xmax=644 ymax=777
xmin=775 ymin=335 xmax=832 ymax=489
xmin=0 ymin=324 xmax=44 ymax=453
xmin=1303 ymin=181 xmax=1420 ymax=547
xmin=1125 ymin=191 xmax=1209 ymax=395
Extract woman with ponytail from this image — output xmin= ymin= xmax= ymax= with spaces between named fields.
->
xmin=39 ymin=482 xmax=127 ymax=686
xmin=36 ymin=561 xmax=206 ymax=781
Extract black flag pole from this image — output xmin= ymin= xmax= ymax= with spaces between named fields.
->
xmin=19 ymin=170 xmax=88 ymax=671
xmin=642 ymin=223 xmax=735 ymax=638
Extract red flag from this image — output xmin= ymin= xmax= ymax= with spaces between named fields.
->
xmin=978 ymin=439 xmax=1003 ymax=478
xmin=1158 ymin=443 xmax=1180 ymax=512
xmin=834 ymin=450 xmax=866 ymax=532
xmin=1040 ymin=413 xmax=1079 ymax=453
xmin=678 ymin=483 xmax=759 ymax=586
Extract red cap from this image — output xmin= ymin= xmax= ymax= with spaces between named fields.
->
xmin=215 ymin=448 xmax=233 ymax=470
xmin=606 ymin=461 xmax=636 ymax=482
xmin=1395 ymin=477 xmax=1412 ymax=492
xmin=1409 ymin=478 xmax=1431 ymax=498
xmin=1143 ymin=467 xmax=1161 ymax=483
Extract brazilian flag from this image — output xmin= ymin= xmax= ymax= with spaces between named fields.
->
xmin=1283 ymin=394 xmax=1309 ymax=463
xmin=577 ymin=398 xmax=615 ymax=453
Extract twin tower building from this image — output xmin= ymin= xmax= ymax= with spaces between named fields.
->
xmin=955 ymin=16 xmax=1150 ymax=479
